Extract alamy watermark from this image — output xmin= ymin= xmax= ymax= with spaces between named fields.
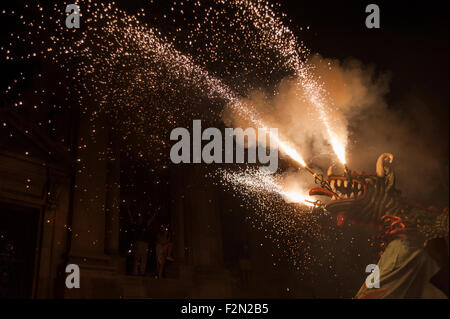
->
xmin=65 ymin=264 xmax=80 ymax=289
xmin=65 ymin=4 xmax=80 ymax=29
xmin=170 ymin=120 xmax=279 ymax=174
xmin=365 ymin=4 xmax=380 ymax=29
xmin=365 ymin=264 xmax=380 ymax=289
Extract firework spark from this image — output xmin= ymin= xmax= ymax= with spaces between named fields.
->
xmin=190 ymin=0 xmax=348 ymax=163
xmin=218 ymin=168 xmax=315 ymax=206
xmin=227 ymin=0 xmax=348 ymax=164
xmin=0 ymin=0 xmax=346 ymax=279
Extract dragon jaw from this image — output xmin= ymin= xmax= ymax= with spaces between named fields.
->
xmin=309 ymin=174 xmax=375 ymax=213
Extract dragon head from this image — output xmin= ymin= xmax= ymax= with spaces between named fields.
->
xmin=310 ymin=153 xmax=449 ymax=281
xmin=310 ymin=153 xmax=401 ymax=224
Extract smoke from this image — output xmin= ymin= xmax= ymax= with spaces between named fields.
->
xmin=349 ymin=96 xmax=449 ymax=207
xmin=222 ymin=54 xmax=448 ymax=207
xmin=279 ymin=168 xmax=316 ymax=204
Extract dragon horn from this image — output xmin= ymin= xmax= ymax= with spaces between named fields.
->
xmin=376 ymin=153 xmax=394 ymax=177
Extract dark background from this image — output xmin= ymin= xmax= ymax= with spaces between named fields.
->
xmin=0 ymin=0 xmax=448 ymax=298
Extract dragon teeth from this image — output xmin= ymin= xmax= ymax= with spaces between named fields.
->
xmin=330 ymin=180 xmax=336 ymax=190
xmin=337 ymin=180 xmax=342 ymax=187
xmin=350 ymin=192 xmax=355 ymax=198
xmin=331 ymin=195 xmax=336 ymax=200
xmin=357 ymin=183 xmax=362 ymax=190
xmin=358 ymin=191 xmax=362 ymax=197
xmin=344 ymin=180 xmax=348 ymax=188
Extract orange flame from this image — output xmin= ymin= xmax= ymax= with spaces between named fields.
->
xmin=330 ymin=133 xmax=346 ymax=164
xmin=280 ymin=189 xmax=315 ymax=206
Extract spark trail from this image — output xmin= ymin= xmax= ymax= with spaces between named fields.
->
xmin=0 ymin=1 xmax=343 ymax=280
xmin=1 ymin=1 xmax=318 ymax=191
xmin=215 ymin=0 xmax=348 ymax=163
xmin=220 ymin=168 xmax=314 ymax=206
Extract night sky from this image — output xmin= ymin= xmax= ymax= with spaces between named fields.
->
xmin=0 ymin=0 xmax=448 ymax=299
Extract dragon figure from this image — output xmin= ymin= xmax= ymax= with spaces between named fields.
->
xmin=309 ymin=153 xmax=449 ymax=299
